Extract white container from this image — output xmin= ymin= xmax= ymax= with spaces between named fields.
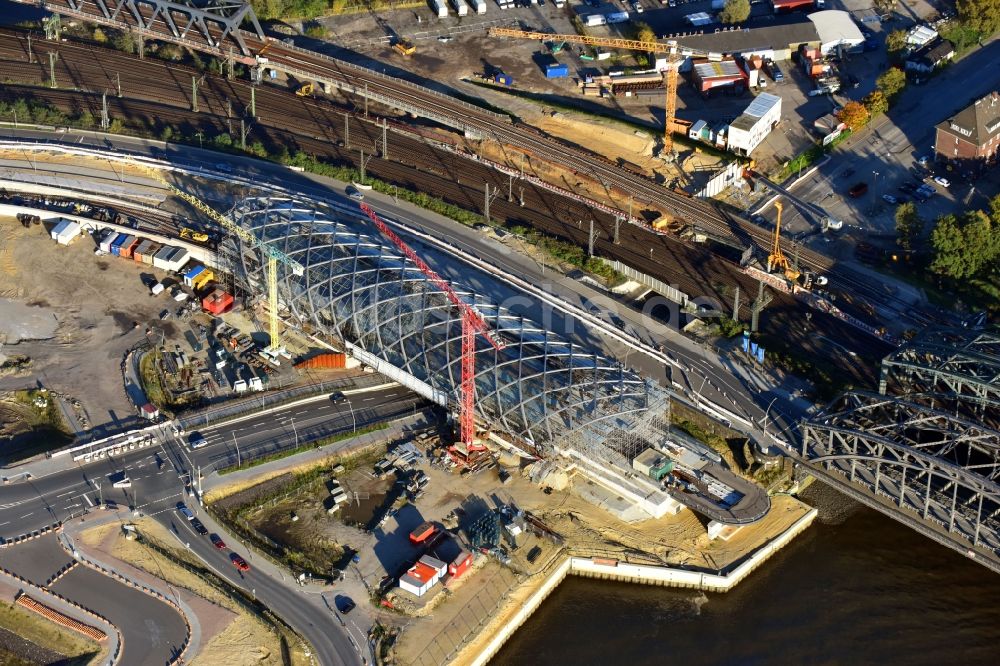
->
xmin=431 ymin=0 xmax=448 ymax=17
xmin=151 ymin=282 xmax=165 ymax=296
xmin=451 ymin=0 xmax=468 ymax=15
xmin=471 ymin=0 xmax=486 ymax=13
xmin=585 ymin=14 xmax=607 ymax=26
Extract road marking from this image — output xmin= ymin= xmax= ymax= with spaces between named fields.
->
xmin=19 ymin=512 xmax=33 ymax=519
xmin=363 ymin=397 xmax=375 ymax=402
xmin=56 ymin=490 xmax=75 ymax=498
xmin=83 ymin=494 xmax=94 ymax=507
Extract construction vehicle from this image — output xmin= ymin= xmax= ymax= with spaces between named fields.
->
xmin=179 ymin=227 xmax=210 ymax=243
xmin=393 ymin=39 xmax=415 ymax=56
xmin=489 ymin=28 xmax=713 ymax=155
xmin=295 ymin=82 xmax=314 ymax=97
xmin=359 ymin=203 xmax=506 ymax=447
xmin=767 ymin=201 xmax=800 ymax=282
xmin=130 ymin=161 xmax=304 ymax=355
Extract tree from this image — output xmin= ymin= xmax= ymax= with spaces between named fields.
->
xmin=92 ymin=27 xmax=107 ymax=44
xmin=719 ymin=0 xmax=751 ymax=24
xmin=304 ymin=22 xmax=328 ymax=39
xmin=864 ymin=89 xmax=889 ymax=116
xmin=836 ymin=101 xmax=869 ymax=131
xmin=631 ymin=21 xmax=657 ymax=46
xmin=76 ymin=110 xmax=95 ymax=129
xmin=873 ymin=0 xmax=897 ymax=16
xmin=886 ymin=29 xmax=907 ymax=53
xmin=957 ymin=0 xmax=1000 ymax=37
xmin=930 ymin=214 xmax=968 ymax=278
xmin=989 ymin=193 xmax=1000 ymax=224
xmin=112 ymin=31 xmax=136 ymax=55
xmin=876 ymin=68 xmax=906 ymax=99
xmin=894 ymin=202 xmax=923 ymax=251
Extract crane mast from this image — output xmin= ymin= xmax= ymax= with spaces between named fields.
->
xmin=359 ymin=203 xmax=505 ymax=445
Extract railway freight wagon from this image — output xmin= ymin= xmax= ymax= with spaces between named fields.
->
xmin=430 ymin=0 xmax=448 ymax=16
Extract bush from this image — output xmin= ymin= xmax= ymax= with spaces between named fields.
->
xmin=304 ymin=22 xmax=328 ymax=39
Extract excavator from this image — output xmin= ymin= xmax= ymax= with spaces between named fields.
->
xmin=179 ymin=227 xmax=209 ymax=244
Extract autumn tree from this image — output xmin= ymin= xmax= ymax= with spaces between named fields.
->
xmin=632 ymin=22 xmax=657 ymax=45
xmin=886 ymin=29 xmax=907 ymax=53
xmin=719 ymin=0 xmax=751 ymax=24
xmin=876 ymin=68 xmax=907 ymax=99
xmin=894 ymin=202 xmax=923 ymax=251
xmin=864 ymin=89 xmax=889 ymax=116
xmin=836 ymin=101 xmax=869 ymax=131
xmin=957 ymin=0 xmax=1000 ymax=37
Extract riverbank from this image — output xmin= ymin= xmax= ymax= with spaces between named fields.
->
xmin=447 ymin=500 xmax=818 ymax=666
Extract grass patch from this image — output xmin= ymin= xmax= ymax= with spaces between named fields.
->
xmin=139 ymin=351 xmax=167 ymax=410
xmin=774 ymin=129 xmax=852 ymax=182
xmin=12 ymin=389 xmax=67 ymax=432
xmin=219 ymin=422 xmax=390 ymax=474
xmin=0 ymin=601 xmax=100 ymax=665
xmin=508 ymin=224 xmax=624 ymax=283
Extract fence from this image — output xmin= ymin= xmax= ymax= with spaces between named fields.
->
xmin=694 ymin=161 xmax=743 ymax=199
xmin=600 ymin=258 xmax=691 ymax=307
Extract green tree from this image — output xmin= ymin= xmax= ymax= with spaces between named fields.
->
xmin=886 ymin=29 xmax=907 ymax=53
xmin=719 ymin=0 xmax=751 ymax=24
xmin=304 ymin=22 xmax=328 ymax=39
xmin=112 ymin=31 xmax=136 ymax=55
xmin=894 ymin=202 xmax=923 ymax=251
xmin=930 ymin=214 xmax=967 ymax=278
xmin=213 ymin=133 xmax=233 ymax=148
xmin=876 ymin=68 xmax=906 ymax=99
xmin=864 ymin=89 xmax=889 ymax=116
xmin=988 ymin=193 xmax=1000 ymax=223
xmin=961 ymin=210 xmax=997 ymax=276
xmin=836 ymin=100 xmax=869 ymax=131
xmin=957 ymin=0 xmax=1000 ymax=37
xmin=107 ymin=118 xmax=124 ymax=134
xmin=76 ymin=110 xmax=95 ymax=128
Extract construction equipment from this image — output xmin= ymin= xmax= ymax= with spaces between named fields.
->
xmin=488 ymin=28 xmax=711 ymax=155
xmin=295 ymin=82 xmax=314 ymax=97
xmin=393 ymin=39 xmax=415 ymax=56
xmin=767 ymin=200 xmax=800 ymax=282
xmin=132 ymin=161 xmax=304 ymax=353
xmin=179 ymin=227 xmax=210 ymax=243
xmin=257 ymin=39 xmax=273 ymax=58
xmin=359 ymin=203 xmax=505 ymax=446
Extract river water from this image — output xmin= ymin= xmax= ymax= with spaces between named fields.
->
xmin=493 ymin=484 xmax=1000 ymax=665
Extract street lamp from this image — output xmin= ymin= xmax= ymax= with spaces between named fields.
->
xmin=761 ymin=396 xmax=779 ymax=430
xmin=232 ymin=431 xmax=241 ymax=468
xmin=343 ymin=399 xmax=357 ymax=433
xmin=290 ymin=416 xmax=298 ymax=448
xmin=872 ymin=170 xmax=880 ymax=199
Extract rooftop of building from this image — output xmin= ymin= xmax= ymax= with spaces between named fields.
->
xmin=808 ymin=10 xmax=865 ymax=46
xmin=730 ymin=93 xmax=782 ymax=131
xmin=693 ymin=59 xmax=744 ymax=79
xmin=676 ymin=18 xmax=819 ymax=54
xmin=402 ymin=561 xmax=439 ymax=585
xmin=908 ymin=38 xmax=955 ymax=63
xmin=937 ymin=91 xmax=1000 ymax=145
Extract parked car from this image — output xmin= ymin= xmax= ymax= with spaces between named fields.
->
xmin=881 ymin=194 xmax=898 ymax=204
xmin=210 ymin=534 xmax=227 ymax=549
xmin=346 ymin=186 xmax=364 ymax=201
xmin=849 ymin=182 xmax=868 ymax=197
xmin=190 ymin=518 xmax=209 ymax=535
xmin=176 ymin=502 xmax=195 ymax=520
xmin=231 ymin=554 xmax=250 ymax=572
xmin=934 ymin=176 xmax=951 ymax=187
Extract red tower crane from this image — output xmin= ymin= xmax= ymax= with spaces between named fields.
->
xmin=359 ymin=203 xmax=506 ymax=445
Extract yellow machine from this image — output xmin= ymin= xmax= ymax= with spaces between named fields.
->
xmin=295 ymin=82 xmax=314 ymax=97
xmin=179 ymin=227 xmax=209 ymax=243
xmin=488 ymin=28 xmax=710 ymax=155
xmin=393 ymin=39 xmax=415 ymax=56
xmin=767 ymin=201 xmax=800 ymax=282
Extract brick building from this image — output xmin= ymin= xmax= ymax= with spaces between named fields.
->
xmin=934 ymin=91 xmax=1000 ymax=171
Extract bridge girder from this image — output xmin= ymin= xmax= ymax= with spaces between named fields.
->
xmin=802 ymin=390 xmax=1000 ymax=565
xmin=44 ymin=0 xmax=263 ymax=56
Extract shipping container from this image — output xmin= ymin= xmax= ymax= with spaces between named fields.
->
xmin=493 ymin=73 xmax=513 ymax=86
xmin=164 ymin=246 xmax=189 ymax=271
xmin=110 ymin=234 xmax=128 ymax=256
xmin=470 ymin=0 xmax=486 ymax=13
xmin=294 ymin=352 xmax=348 ymax=370
xmin=99 ymin=231 xmax=120 ymax=254
xmin=118 ymin=235 xmax=139 ymax=259
xmin=545 ymin=63 xmax=569 ymax=78
xmin=50 ymin=219 xmax=82 ymax=245
xmin=451 ymin=0 xmax=468 ymax=15
xmin=584 ymin=14 xmax=607 ymax=26
xmin=183 ymin=265 xmax=206 ymax=287
xmin=431 ymin=0 xmax=448 ymax=16
xmin=151 ymin=282 xmax=165 ymax=296
xmin=142 ymin=242 xmax=162 ymax=265
xmin=201 ymin=288 xmax=234 ymax=315
xmin=132 ymin=239 xmax=153 ymax=263
xmin=152 ymin=245 xmax=176 ymax=270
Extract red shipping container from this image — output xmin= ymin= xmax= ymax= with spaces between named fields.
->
xmin=409 ymin=522 xmax=436 ymax=545
xmin=201 ymin=289 xmax=234 ymax=315
xmin=119 ymin=237 xmax=140 ymax=259
xmin=294 ymin=352 xmax=347 ymax=370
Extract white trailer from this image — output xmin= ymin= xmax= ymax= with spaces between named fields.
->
xmin=431 ymin=0 xmax=448 ymax=17
xmin=470 ymin=0 xmax=487 ymax=13
xmin=451 ymin=0 xmax=469 ymax=15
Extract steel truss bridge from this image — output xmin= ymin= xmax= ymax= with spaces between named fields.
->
xmin=801 ymin=328 xmax=1000 ymax=572
xmin=229 ymin=197 xmax=649 ymax=450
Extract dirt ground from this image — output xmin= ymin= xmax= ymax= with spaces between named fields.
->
xmin=79 ymin=519 xmax=311 ymax=666
xmin=0 ymin=599 xmax=102 ymax=665
xmin=0 ymin=215 xmax=172 ymax=435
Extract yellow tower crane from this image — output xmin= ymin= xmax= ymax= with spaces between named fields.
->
xmin=767 ymin=200 xmax=800 ymax=282
xmin=131 ymin=161 xmax=305 ymax=352
xmin=488 ymin=28 xmax=710 ymax=155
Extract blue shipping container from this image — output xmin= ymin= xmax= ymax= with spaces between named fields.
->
xmin=494 ymin=74 xmax=513 ymax=86
xmin=546 ymin=64 xmax=569 ymax=78
xmin=110 ymin=234 xmax=128 ymax=256
xmin=183 ymin=265 xmax=205 ymax=286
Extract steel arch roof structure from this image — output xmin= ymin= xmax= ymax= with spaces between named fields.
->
xmin=229 ymin=197 xmax=648 ymax=448
xmin=802 ymin=390 xmax=1000 ymax=572
xmin=880 ymin=327 xmax=1000 ymax=418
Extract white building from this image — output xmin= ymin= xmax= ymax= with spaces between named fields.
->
xmin=808 ymin=10 xmax=865 ymax=55
xmin=906 ymin=25 xmax=939 ymax=48
xmin=50 ymin=219 xmax=82 ymax=245
xmin=431 ymin=0 xmax=448 ymax=17
xmin=727 ymin=93 xmax=782 ymax=156
xmin=398 ymin=555 xmax=448 ymax=597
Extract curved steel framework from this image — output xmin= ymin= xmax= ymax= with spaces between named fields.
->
xmin=229 ymin=197 xmax=648 ymax=447
xmin=880 ymin=327 xmax=1000 ymax=421
xmin=802 ymin=391 xmax=1000 ymax=570
xmin=30 ymin=0 xmax=263 ymax=55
